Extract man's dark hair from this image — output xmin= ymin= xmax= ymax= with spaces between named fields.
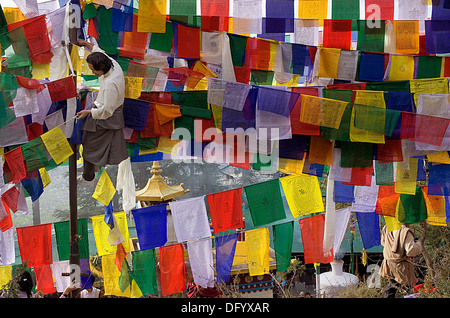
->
xmin=86 ymin=52 xmax=113 ymax=74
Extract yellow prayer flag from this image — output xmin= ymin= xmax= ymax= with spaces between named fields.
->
xmin=39 ymin=167 xmax=51 ymax=188
xmin=278 ymin=157 xmax=306 ymax=175
xmin=300 ymin=95 xmax=348 ymax=129
xmin=232 ymin=241 xmax=248 ymax=266
xmin=427 ymin=151 xmax=450 ymax=164
xmin=3 ymin=7 xmax=26 ymax=24
xmin=388 ymin=55 xmax=415 ymax=81
xmin=124 ymin=76 xmax=143 ymax=99
xmin=422 ymin=187 xmax=448 ymax=227
xmin=101 ymin=253 xmax=131 ymax=297
xmin=410 ymin=78 xmax=449 ymax=105
xmin=280 ymin=174 xmax=324 ymax=218
xmin=394 ymin=158 xmax=418 ymax=195
xmin=384 ymin=215 xmax=402 ymax=232
xmin=92 ymin=170 xmax=116 ymax=206
xmin=91 ymin=211 xmax=130 ymax=256
xmin=0 ymin=265 xmax=12 ymax=288
xmin=137 ymin=0 xmax=167 ymax=33
xmin=41 ymin=126 xmax=74 ymax=164
xmin=268 ymin=41 xmax=278 ymax=71
xmin=211 ymin=105 xmax=223 ymax=130
xmin=186 ymin=61 xmax=217 ymax=90
xmin=350 ymin=91 xmax=386 ymax=144
xmin=318 ymin=47 xmax=341 ymax=79
xmin=245 ymin=227 xmax=270 ymax=277
xmin=298 ymin=0 xmax=328 ymax=26
xmin=157 ymin=136 xmax=180 ymax=155
xmin=32 ymin=63 xmax=50 ymax=80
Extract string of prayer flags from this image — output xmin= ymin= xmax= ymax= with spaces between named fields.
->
xmin=91 ymin=211 xmax=130 ymax=256
xmin=299 ymin=214 xmax=334 ymax=265
xmin=137 ymin=0 xmax=167 ymax=33
xmin=355 ymin=212 xmax=381 ymax=250
xmin=92 ymin=170 xmax=116 ymax=206
xmin=174 ymin=23 xmax=200 ymax=60
xmin=16 ymin=223 xmax=52 ymax=267
xmin=131 ymin=204 xmax=167 ymax=250
xmin=186 ymin=238 xmax=215 ymax=288
xmin=244 ymin=179 xmax=286 ymax=226
xmin=273 ymin=221 xmax=294 ymax=273
xmin=257 ymin=86 xmax=299 ymax=118
xmin=4 ymin=146 xmax=26 ymax=183
xmin=280 ymin=174 xmax=324 ymax=218
xmin=132 ymin=249 xmax=158 ymax=295
xmin=215 ymin=233 xmax=238 ymax=284
xmin=53 ymin=218 xmax=90 ymax=261
xmin=169 ymin=196 xmax=211 ymax=242
xmin=245 ymin=227 xmax=270 ymax=276
xmin=300 ymin=95 xmax=348 ymax=129
xmin=159 ymin=244 xmax=186 ymax=297
xmin=206 ymin=188 xmax=243 ymax=233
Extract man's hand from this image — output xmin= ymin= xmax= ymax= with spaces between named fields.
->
xmin=76 ymin=109 xmax=91 ymax=119
xmin=77 ymin=39 xmax=94 ymax=51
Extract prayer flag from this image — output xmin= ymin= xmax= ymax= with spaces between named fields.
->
xmin=245 ymin=227 xmax=270 ymax=276
xmin=34 ymin=264 xmax=55 ymax=295
xmin=333 ymin=181 xmax=355 ymax=203
xmin=1 ymin=186 xmax=19 ymax=213
xmin=187 ymin=238 xmax=215 ymax=288
xmin=53 ymin=218 xmax=90 ymax=261
xmin=137 ymin=0 xmax=167 ymax=33
xmin=376 ymin=185 xmax=400 ymax=217
xmin=332 ymin=0 xmax=360 ymax=20
xmin=309 ymin=136 xmax=333 ymax=165
xmin=356 ymin=19 xmax=385 ymax=53
xmin=4 ymin=147 xmax=26 ymax=183
xmin=401 ymin=112 xmax=450 ymax=147
xmin=91 ymin=211 xmax=130 ymax=256
xmin=169 ymin=196 xmax=211 ymax=242
xmin=149 ymin=21 xmax=173 ymax=53
xmin=257 ymin=86 xmax=300 ymax=117
xmin=92 ymin=170 xmax=116 ymax=206
xmin=397 ymin=187 xmax=427 ymax=224
xmin=298 ymin=0 xmax=328 ymax=26
xmin=395 ymin=158 xmax=418 ymax=195
xmin=21 ymin=137 xmax=49 ymax=172
xmin=299 ymin=214 xmax=334 ymax=264
xmin=317 ymin=47 xmax=340 ymax=79
xmin=0 ymin=228 xmax=15 ymax=265
xmin=175 ymin=23 xmax=200 ymax=60
xmin=390 ymin=20 xmax=420 ymax=55
xmin=159 ymin=244 xmax=185 ymax=297
xmin=273 ymin=221 xmax=294 ymax=273
xmin=215 ymin=233 xmax=238 ymax=284
xmin=351 ymin=176 xmax=379 ymax=212
xmin=358 ymin=52 xmax=386 ymax=82
xmin=0 ymin=265 xmax=12 ymax=288
xmin=124 ymin=76 xmax=143 ymax=99
xmin=132 ymin=249 xmax=158 ymax=295
xmin=46 ymin=77 xmax=77 ymax=102
xmin=364 ymin=0 xmax=394 ymax=20
xmin=123 ymin=98 xmax=150 ymax=130
xmin=425 ymin=20 xmax=450 ymax=55
xmin=119 ymin=15 xmax=148 ymax=60
xmin=131 ymin=204 xmax=167 ymax=250
xmin=16 ymin=223 xmax=52 ymax=266
xmin=427 ymin=163 xmax=450 ymax=196
xmin=422 ymin=187 xmax=447 ymax=227
xmin=244 ymin=179 xmax=286 ymax=226
xmin=300 ymin=95 xmax=348 ymax=129
xmin=206 ymin=188 xmax=243 ymax=233
xmin=323 ymin=20 xmax=352 ymax=50
xmin=40 ymin=126 xmax=73 ymax=165
xmin=290 ymin=87 xmax=320 ymax=135
xmin=355 ymin=212 xmax=381 ymax=250
xmin=200 ymin=0 xmax=229 ymax=32
xmin=388 ymin=55 xmax=415 ymax=81
xmin=102 ymin=253 xmax=131 ymax=297
xmin=280 ymin=174 xmax=324 ymax=218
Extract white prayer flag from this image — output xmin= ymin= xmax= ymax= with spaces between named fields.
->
xmin=187 ymin=238 xmax=215 ymax=288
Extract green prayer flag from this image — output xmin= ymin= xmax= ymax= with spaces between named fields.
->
xmin=169 ymin=0 xmax=199 ymax=26
xmin=137 ymin=134 xmax=158 ymax=150
xmin=149 ymin=22 xmax=174 ymax=53
xmin=273 ymin=221 xmax=294 ymax=273
xmin=340 ymin=141 xmax=373 ymax=168
xmin=181 ymin=106 xmax=212 ymax=119
xmin=384 ymin=109 xmax=401 ymax=137
xmin=118 ymin=259 xmax=134 ymax=293
xmin=353 ymin=104 xmax=386 ymax=135
xmin=321 ymin=89 xmax=353 ymax=142
xmin=171 ymin=91 xmax=208 ymax=109
xmin=244 ymin=179 xmax=286 ymax=227
xmin=356 ymin=20 xmax=385 ymax=53
xmin=228 ymin=33 xmax=247 ymax=67
xmin=53 ymin=218 xmax=90 ymax=261
xmin=375 ymin=161 xmax=394 ymax=185
xmin=0 ymin=26 xmax=31 ymax=69
xmin=332 ymin=0 xmax=360 ymax=20
xmin=398 ymin=187 xmax=428 ymax=224
xmin=132 ymin=249 xmax=158 ymax=295
xmin=250 ymin=70 xmax=274 ymax=85
xmin=365 ymin=81 xmax=410 ymax=93
xmin=82 ymin=3 xmax=98 ymax=20
xmin=21 ymin=137 xmax=49 ymax=172
xmin=97 ymin=6 xmax=119 ymax=55
xmin=416 ymin=56 xmax=442 ymax=79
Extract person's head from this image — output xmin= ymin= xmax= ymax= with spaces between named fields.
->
xmin=86 ymin=52 xmax=113 ymax=77
xmin=18 ymin=271 xmax=34 ymax=298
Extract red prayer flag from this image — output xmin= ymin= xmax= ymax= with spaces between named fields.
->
xmin=299 ymin=214 xmax=334 ymax=264
xmin=88 ymin=18 xmax=98 ymax=38
xmin=34 ymin=264 xmax=56 ymax=294
xmin=377 ymin=140 xmax=403 ymax=163
xmin=115 ymin=242 xmax=127 ymax=271
xmin=46 ymin=77 xmax=77 ymax=102
xmin=343 ymin=166 xmax=374 ymax=186
xmin=159 ymin=244 xmax=186 ymax=297
xmin=4 ymin=147 xmax=27 ymax=183
xmin=16 ymin=75 xmax=41 ymax=89
xmin=234 ymin=66 xmax=251 ymax=84
xmin=401 ymin=111 xmax=450 ymax=146
xmin=16 ymin=224 xmax=53 ymax=266
xmin=119 ymin=14 xmax=148 ymax=60
xmin=444 ymin=57 xmax=450 ymax=77
xmin=291 ymin=87 xmax=321 ymax=135
xmin=365 ymin=0 xmax=394 ymax=21
xmin=1 ymin=186 xmax=20 ymax=213
xmin=376 ymin=185 xmax=399 ymax=217
xmin=207 ymin=188 xmax=244 ymax=233
xmin=0 ymin=205 xmax=12 ymax=232
xmin=26 ymin=123 xmax=43 ymax=141
xmin=200 ymin=0 xmax=230 ymax=32
xmin=244 ymin=37 xmax=271 ymax=70
xmin=176 ymin=24 xmax=201 ymax=60
xmin=323 ymin=19 xmax=352 ymax=50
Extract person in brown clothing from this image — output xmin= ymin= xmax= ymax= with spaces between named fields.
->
xmin=379 ymin=222 xmax=425 ymax=298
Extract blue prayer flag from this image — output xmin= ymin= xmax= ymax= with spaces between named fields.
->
xmin=215 ymin=233 xmax=238 ymax=284
xmin=132 ymin=204 xmax=167 ymax=250
xmin=356 ymin=212 xmax=381 ymax=250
